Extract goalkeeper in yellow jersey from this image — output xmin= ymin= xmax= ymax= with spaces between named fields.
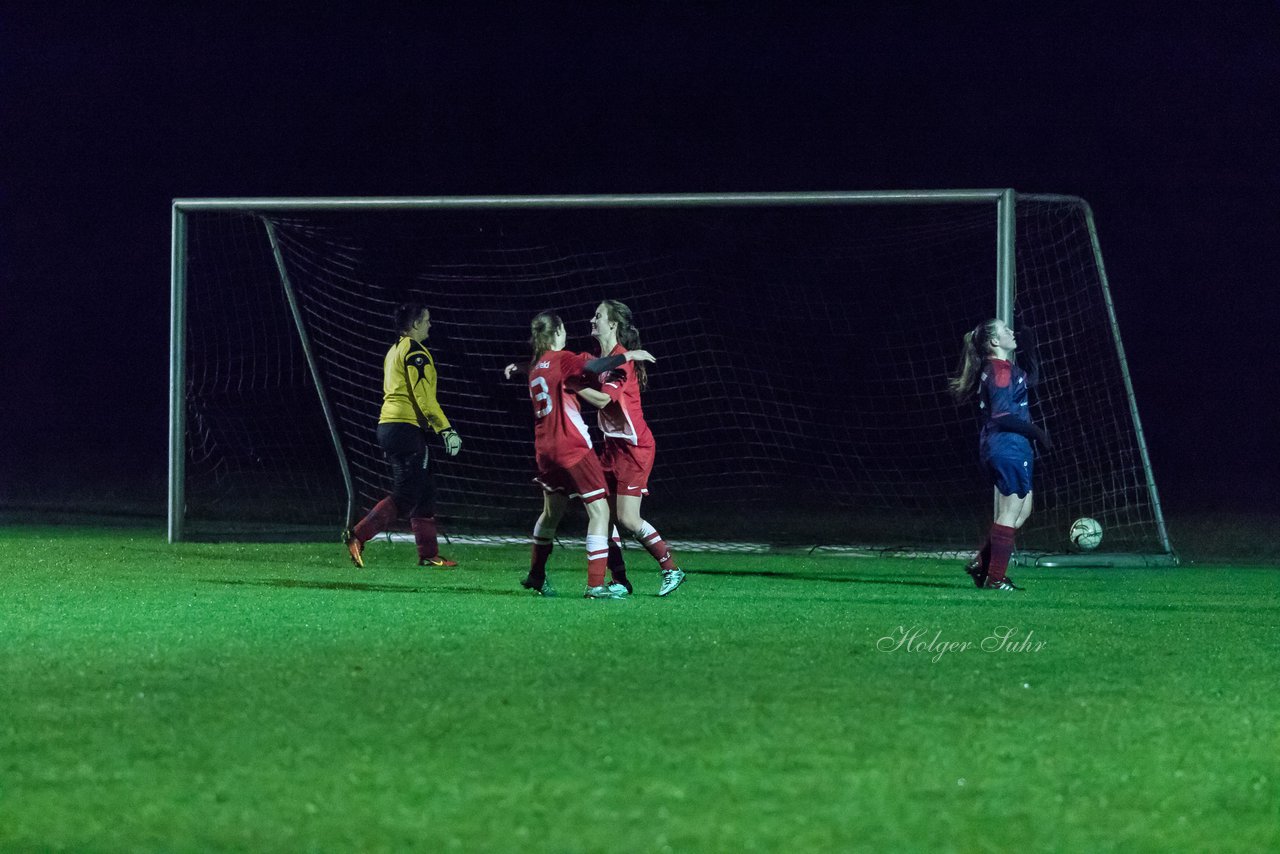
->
xmin=345 ymin=303 xmax=463 ymax=568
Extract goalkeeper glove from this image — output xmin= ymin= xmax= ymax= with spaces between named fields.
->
xmin=441 ymin=428 xmax=463 ymax=456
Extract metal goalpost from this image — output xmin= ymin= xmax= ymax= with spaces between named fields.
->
xmin=169 ymin=190 xmax=1173 ymax=565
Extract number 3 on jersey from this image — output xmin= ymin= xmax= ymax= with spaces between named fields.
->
xmin=530 ymin=376 xmax=553 ymax=418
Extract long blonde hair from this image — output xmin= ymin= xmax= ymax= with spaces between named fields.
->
xmin=949 ymin=319 xmax=1000 ymax=402
xmin=528 ymin=311 xmax=563 ymax=370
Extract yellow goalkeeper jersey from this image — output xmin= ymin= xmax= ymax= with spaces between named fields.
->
xmin=378 ymin=336 xmax=452 ymax=433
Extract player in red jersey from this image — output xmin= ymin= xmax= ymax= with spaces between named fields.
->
xmin=506 ymin=311 xmax=655 ymax=599
xmin=576 ymin=300 xmax=686 ymax=597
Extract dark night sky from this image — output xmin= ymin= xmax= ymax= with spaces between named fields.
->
xmin=3 ymin=1 xmax=1279 ymax=513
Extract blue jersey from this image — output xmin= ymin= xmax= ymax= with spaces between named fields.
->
xmin=978 ymin=358 xmax=1032 ymax=460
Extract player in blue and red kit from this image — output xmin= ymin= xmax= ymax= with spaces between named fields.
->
xmin=505 ymin=311 xmax=655 ymax=599
xmin=949 ymin=318 xmax=1051 ymax=591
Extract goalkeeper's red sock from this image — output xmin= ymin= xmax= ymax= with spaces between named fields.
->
xmin=586 ymin=534 xmax=609 ymax=587
xmin=410 ymin=516 xmax=439 ymax=560
xmin=986 ymin=524 xmax=1016 ymax=584
xmin=635 ymin=521 xmax=677 ymax=570
xmin=353 ymin=497 xmax=398 ymax=543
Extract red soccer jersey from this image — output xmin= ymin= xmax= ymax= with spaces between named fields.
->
xmin=595 ymin=343 xmax=654 ymax=448
xmin=528 ymin=349 xmax=596 ymax=469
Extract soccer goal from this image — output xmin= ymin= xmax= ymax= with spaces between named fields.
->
xmin=170 ymin=191 xmax=1176 ymax=565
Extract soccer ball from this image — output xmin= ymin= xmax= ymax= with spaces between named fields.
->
xmin=1069 ymin=517 xmax=1103 ymax=551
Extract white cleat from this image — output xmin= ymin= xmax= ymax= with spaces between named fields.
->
xmin=658 ymin=568 xmax=686 ymax=597
xmin=584 ymin=583 xmax=629 ymax=599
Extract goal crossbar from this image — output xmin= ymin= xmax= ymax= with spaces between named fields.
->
xmin=169 ymin=190 xmax=1173 ymax=565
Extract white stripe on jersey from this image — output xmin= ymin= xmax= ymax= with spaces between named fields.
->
xmin=598 ymin=384 xmax=639 ymax=445
xmin=564 ymin=394 xmax=592 ymax=448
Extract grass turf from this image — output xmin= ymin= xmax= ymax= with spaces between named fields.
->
xmin=1 ymin=526 xmax=1277 ymax=852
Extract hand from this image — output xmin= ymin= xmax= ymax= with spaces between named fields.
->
xmin=1034 ymin=425 xmax=1052 ymax=452
xmin=441 ymin=428 xmax=463 ymax=456
xmin=625 ymin=349 xmax=656 ymax=364
xmin=503 ymin=363 xmax=521 ymax=380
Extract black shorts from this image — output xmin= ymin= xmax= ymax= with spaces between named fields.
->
xmin=377 ymin=422 xmax=435 ymax=515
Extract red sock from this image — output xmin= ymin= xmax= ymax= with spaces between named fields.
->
xmin=530 ymin=539 xmax=553 ymax=576
xmin=609 ymin=535 xmax=629 ymax=573
xmin=410 ymin=516 xmax=439 ymax=560
xmin=586 ymin=534 xmax=609 ymax=587
xmin=353 ymin=497 xmax=398 ymax=543
xmin=635 ymin=522 xmax=676 ymax=570
xmin=528 ymin=521 xmax=555 ymax=581
xmin=986 ymin=524 xmax=1016 ymax=583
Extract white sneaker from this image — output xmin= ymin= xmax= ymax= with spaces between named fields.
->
xmin=658 ymin=568 xmax=686 ymax=597
xmin=583 ymin=583 xmax=628 ymax=599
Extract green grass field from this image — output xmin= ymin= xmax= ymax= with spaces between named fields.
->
xmin=2 ymin=525 xmax=1277 ymax=852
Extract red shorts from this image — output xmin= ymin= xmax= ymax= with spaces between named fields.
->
xmin=601 ymin=441 xmax=655 ymax=497
xmin=534 ymin=452 xmax=608 ymax=504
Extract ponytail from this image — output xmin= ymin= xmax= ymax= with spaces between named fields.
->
xmin=528 ymin=311 xmax=563 ymax=371
xmin=949 ymin=319 xmax=999 ymax=402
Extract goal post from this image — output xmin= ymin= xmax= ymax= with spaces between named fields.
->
xmin=168 ymin=191 xmax=1175 ymax=565
xmin=1019 ymin=193 xmax=1173 ymax=567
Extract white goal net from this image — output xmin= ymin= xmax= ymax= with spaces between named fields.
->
xmin=170 ymin=192 xmax=1173 ymax=561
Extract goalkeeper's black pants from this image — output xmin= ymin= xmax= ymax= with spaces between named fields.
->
xmin=377 ymin=422 xmax=436 ymax=519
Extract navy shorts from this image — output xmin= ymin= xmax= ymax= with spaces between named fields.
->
xmin=984 ymin=451 xmax=1033 ymax=498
